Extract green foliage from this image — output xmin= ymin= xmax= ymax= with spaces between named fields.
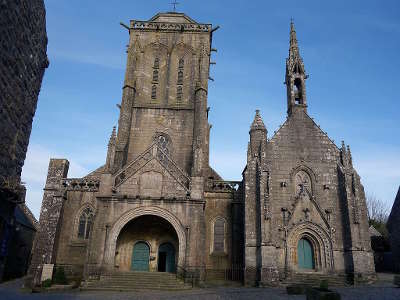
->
xmin=53 ymin=267 xmax=68 ymax=285
xmin=319 ymin=279 xmax=329 ymax=291
xmin=369 ymin=219 xmax=388 ymax=238
xmin=41 ymin=279 xmax=52 ymax=288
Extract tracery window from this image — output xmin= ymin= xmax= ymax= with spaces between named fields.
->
xmin=155 ymin=133 xmax=171 ymax=164
xmin=78 ymin=207 xmax=94 ymax=239
xmin=295 ymin=170 xmax=312 ymax=196
xmin=213 ymin=218 xmax=225 ymax=253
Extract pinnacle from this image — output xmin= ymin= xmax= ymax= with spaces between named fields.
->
xmin=250 ymin=109 xmax=266 ymax=131
xmin=108 ymin=126 xmax=116 ymax=145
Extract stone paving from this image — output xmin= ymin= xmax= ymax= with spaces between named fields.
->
xmin=1 ymin=276 xmax=400 ymax=300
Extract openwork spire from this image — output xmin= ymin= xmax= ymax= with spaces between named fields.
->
xmin=286 ymin=20 xmax=308 ymax=115
xmin=287 ymin=20 xmax=305 ymax=76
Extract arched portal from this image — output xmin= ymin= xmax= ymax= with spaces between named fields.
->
xmin=158 ymin=242 xmax=176 ymax=273
xmin=286 ymin=222 xmax=333 ymax=273
xmin=115 ymin=215 xmax=178 ymax=272
xmin=105 ymin=206 xmax=186 ymax=271
xmin=297 ymin=238 xmax=314 ymax=269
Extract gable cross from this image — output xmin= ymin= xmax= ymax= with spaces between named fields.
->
xmin=171 ymin=0 xmax=180 ymax=12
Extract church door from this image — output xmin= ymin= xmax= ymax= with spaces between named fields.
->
xmin=131 ymin=242 xmax=150 ymax=271
xmin=297 ymin=238 xmax=314 ymax=269
xmin=157 ymin=243 xmax=176 ymax=273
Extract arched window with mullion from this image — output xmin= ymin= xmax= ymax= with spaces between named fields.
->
xmin=213 ymin=218 xmax=225 ymax=253
xmin=78 ymin=207 xmax=94 ymax=239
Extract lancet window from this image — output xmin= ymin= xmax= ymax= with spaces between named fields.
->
xmin=213 ymin=218 xmax=225 ymax=252
xmin=78 ymin=207 xmax=94 ymax=239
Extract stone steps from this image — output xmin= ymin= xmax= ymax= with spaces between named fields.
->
xmin=285 ymin=273 xmax=349 ymax=287
xmin=82 ymin=271 xmax=191 ymax=291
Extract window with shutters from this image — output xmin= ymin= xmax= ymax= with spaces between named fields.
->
xmin=178 ymin=58 xmax=184 ymax=69
xmin=154 ymin=57 xmax=159 ymax=69
xmin=151 ymin=57 xmax=160 ymax=100
xmin=151 ymin=85 xmax=157 ymax=99
xmin=213 ymin=218 xmax=225 ymax=253
xmin=177 ymin=70 xmax=183 ymax=85
xmin=176 ymin=58 xmax=184 ymax=102
xmin=152 ymin=69 xmax=159 ymax=82
xmin=77 ymin=207 xmax=94 ymax=239
xmin=176 ymin=86 xmax=183 ymax=103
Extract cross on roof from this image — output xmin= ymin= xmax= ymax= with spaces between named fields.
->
xmin=171 ymin=0 xmax=179 ymax=12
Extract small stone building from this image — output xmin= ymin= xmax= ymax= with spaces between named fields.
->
xmin=29 ymin=12 xmax=375 ymax=286
xmin=0 ymin=0 xmax=48 ymax=282
xmin=388 ymin=186 xmax=400 ymax=273
xmin=2 ymin=204 xmax=38 ymax=281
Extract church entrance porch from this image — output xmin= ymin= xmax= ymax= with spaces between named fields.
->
xmin=115 ymin=215 xmax=179 ymax=272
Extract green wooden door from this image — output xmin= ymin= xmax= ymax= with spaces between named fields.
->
xmin=158 ymin=243 xmax=176 ymax=273
xmin=297 ymin=238 xmax=314 ymax=269
xmin=131 ymin=242 xmax=150 ymax=271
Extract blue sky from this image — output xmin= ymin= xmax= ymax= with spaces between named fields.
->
xmin=22 ymin=0 xmax=400 ymax=218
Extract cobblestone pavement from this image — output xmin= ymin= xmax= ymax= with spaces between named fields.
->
xmin=1 ymin=277 xmax=399 ymax=300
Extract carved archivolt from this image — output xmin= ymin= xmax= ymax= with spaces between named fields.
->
xmin=104 ymin=206 xmax=187 ymax=267
xmin=286 ymin=221 xmax=333 ymax=272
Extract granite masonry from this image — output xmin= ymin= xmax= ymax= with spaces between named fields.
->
xmin=0 ymin=0 xmax=48 ymax=282
xmin=29 ymin=12 xmax=375 ymax=287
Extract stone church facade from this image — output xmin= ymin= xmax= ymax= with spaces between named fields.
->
xmin=29 ymin=12 xmax=375 ymax=286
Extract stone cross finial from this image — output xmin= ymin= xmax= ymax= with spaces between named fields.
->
xmin=171 ymin=0 xmax=180 ymax=12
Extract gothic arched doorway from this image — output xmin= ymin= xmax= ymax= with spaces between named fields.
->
xmin=297 ymin=238 xmax=314 ymax=269
xmin=131 ymin=241 xmax=150 ymax=271
xmin=157 ymin=242 xmax=176 ymax=273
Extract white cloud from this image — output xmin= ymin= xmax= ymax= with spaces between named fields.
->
xmin=50 ymin=48 xmax=125 ymax=70
xmin=21 ymin=143 xmax=90 ymax=219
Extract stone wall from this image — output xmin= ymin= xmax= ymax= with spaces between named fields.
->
xmin=0 ymin=0 xmax=48 ymax=282
xmin=0 ymin=0 xmax=48 ymax=186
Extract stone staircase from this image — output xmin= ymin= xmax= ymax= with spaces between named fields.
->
xmin=284 ymin=272 xmax=350 ymax=287
xmin=82 ymin=271 xmax=191 ymax=291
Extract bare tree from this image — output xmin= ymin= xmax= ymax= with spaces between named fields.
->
xmin=366 ymin=193 xmax=389 ymax=223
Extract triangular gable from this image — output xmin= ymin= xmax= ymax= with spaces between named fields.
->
xmin=269 ymin=110 xmax=339 ymax=152
xmin=114 ymin=143 xmax=191 ymax=192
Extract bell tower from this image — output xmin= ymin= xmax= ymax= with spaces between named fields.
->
xmin=110 ymin=12 xmax=214 ymax=179
xmin=285 ymin=21 xmax=308 ymax=116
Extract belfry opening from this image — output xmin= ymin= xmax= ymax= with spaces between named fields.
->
xmin=115 ymin=215 xmax=178 ymax=273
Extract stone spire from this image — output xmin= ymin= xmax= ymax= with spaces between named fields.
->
xmin=108 ymin=126 xmax=116 ymax=146
xmin=106 ymin=126 xmax=116 ymax=172
xmin=249 ymin=110 xmax=267 ymax=158
xmin=289 ymin=20 xmax=300 ymax=60
xmin=285 ymin=20 xmax=308 ymax=116
xmin=250 ymin=109 xmax=267 ymax=132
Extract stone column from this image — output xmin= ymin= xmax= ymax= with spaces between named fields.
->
xmin=28 ymin=159 xmax=69 ymax=286
xmin=191 ymin=84 xmax=208 ymax=177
